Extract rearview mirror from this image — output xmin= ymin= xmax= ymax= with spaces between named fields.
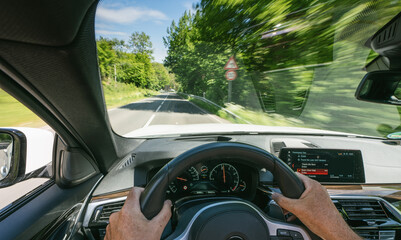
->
xmin=0 ymin=129 xmax=26 ymax=188
xmin=355 ymin=71 xmax=401 ymax=105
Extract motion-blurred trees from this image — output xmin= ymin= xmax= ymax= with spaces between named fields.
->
xmin=164 ymin=0 xmax=401 ymax=112
xmin=163 ymin=0 xmax=401 ymax=136
xmin=163 ymin=11 xmax=231 ymax=105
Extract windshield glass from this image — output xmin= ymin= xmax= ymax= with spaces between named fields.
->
xmin=96 ymin=0 xmax=401 ymax=138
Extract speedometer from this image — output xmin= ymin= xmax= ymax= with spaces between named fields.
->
xmin=209 ymin=163 xmax=240 ymax=192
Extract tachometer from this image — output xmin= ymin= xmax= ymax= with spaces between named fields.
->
xmin=209 ymin=163 xmax=239 ymax=192
xmin=188 ymin=166 xmax=199 ymax=181
xmin=168 ymin=166 xmax=199 ymax=193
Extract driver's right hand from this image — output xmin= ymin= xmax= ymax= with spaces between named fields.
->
xmin=272 ymin=173 xmax=362 ymax=240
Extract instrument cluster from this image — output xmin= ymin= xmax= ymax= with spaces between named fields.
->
xmin=155 ymin=161 xmax=257 ymax=200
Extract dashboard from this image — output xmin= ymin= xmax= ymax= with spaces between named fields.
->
xmin=151 ymin=147 xmax=368 ymax=202
xmin=147 ymin=161 xmax=257 ymax=201
xmin=79 ymin=134 xmax=401 ymax=240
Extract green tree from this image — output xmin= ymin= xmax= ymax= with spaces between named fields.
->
xmin=152 ymin=63 xmax=170 ymax=90
xmin=96 ymin=37 xmax=118 ymax=81
xmin=96 ymin=34 xmax=172 ymax=90
xmin=129 ymin=32 xmax=153 ymax=56
xmin=163 ymin=0 xmax=349 ymax=110
xmin=116 ymin=52 xmax=154 ymax=88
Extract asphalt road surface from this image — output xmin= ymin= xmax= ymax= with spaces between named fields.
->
xmin=109 ymin=93 xmax=228 ymax=135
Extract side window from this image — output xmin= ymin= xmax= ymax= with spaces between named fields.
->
xmin=0 ymin=88 xmax=53 ymax=210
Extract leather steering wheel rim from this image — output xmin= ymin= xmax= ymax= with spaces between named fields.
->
xmin=140 ymin=142 xmax=305 ymax=219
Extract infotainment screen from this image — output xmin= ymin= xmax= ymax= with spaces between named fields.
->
xmin=278 ymin=148 xmax=365 ymax=183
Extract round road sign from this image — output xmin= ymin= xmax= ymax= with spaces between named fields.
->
xmin=225 ymin=70 xmax=237 ymax=81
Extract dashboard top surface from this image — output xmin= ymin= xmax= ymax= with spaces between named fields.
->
xmin=92 ymin=134 xmax=401 ymax=197
xmin=84 ymin=134 xmax=401 ymax=240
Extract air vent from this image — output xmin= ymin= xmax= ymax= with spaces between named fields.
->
xmin=118 ymin=154 xmax=136 ymax=170
xmin=356 ymin=229 xmax=396 ymax=240
xmin=356 ymin=230 xmax=380 ymax=239
xmin=92 ymin=201 xmax=125 ymax=223
xmin=175 ymin=136 xmax=232 ymax=142
xmin=337 ymin=199 xmax=387 ymax=220
xmin=357 ymin=230 xmax=379 ymax=240
xmin=382 ymin=140 xmax=400 ymax=146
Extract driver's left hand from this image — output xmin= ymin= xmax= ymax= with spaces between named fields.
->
xmin=105 ymin=187 xmax=172 ymax=240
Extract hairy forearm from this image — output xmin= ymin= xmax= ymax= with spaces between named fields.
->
xmin=323 ymin=221 xmax=361 ymax=240
xmin=311 ymin=214 xmax=361 ymax=240
xmin=273 ymin=173 xmax=363 ymax=240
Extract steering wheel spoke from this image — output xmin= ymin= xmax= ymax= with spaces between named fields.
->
xmin=166 ymin=200 xmax=310 ymax=240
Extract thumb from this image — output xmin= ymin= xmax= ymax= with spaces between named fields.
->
xmin=272 ymin=192 xmax=297 ymax=213
xmin=151 ymin=200 xmax=172 ymax=227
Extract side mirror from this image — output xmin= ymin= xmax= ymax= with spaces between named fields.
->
xmin=0 ymin=129 xmax=26 ymax=188
xmin=355 ymin=71 xmax=401 ymax=105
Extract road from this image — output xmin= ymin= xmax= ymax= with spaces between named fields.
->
xmin=108 ymin=93 xmax=228 ymax=135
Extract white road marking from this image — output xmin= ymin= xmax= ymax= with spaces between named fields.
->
xmin=143 ymin=114 xmax=156 ymax=128
xmin=157 ymin=94 xmax=169 ymax=113
xmin=187 ymin=100 xmax=225 ymax=124
xmin=143 ymin=94 xmax=169 ymax=127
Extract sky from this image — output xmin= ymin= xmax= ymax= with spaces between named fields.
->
xmin=95 ymin=0 xmax=197 ymax=63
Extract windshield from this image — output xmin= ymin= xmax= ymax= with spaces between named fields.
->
xmin=96 ymin=0 xmax=401 ymax=138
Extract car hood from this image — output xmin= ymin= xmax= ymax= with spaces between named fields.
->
xmin=123 ymin=124 xmax=371 ymax=138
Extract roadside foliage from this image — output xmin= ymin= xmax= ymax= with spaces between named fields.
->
xmin=163 ymin=0 xmax=401 ymax=137
xmin=96 ymin=32 xmax=176 ymax=91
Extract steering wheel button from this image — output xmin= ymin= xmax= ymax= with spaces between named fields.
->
xmin=290 ymin=231 xmax=303 ymax=239
xmin=277 ymin=229 xmax=291 ymax=236
xmin=98 ymin=229 xmax=106 ymax=238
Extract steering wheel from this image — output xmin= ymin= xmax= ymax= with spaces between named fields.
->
xmin=140 ymin=142 xmax=309 ymax=240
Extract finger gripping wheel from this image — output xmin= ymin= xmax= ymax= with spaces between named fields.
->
xmin=140 ymin=142 xmax=305 ymax=219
